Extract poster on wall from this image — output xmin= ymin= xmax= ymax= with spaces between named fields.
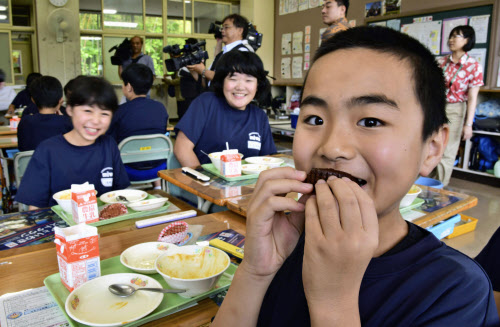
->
xmin=288 ymin=0 xmax=298 ymax=13
xmin=299 ymin=0 xmax=309 ymax=11
xmin=386 ymin=19 xmax=401 ymax=30
xmin=365 ymin=1 xmax=382 ymax=18
xmin=309 ymin=0 xmax=321 ymax=8
xmin=441 ymin=17 xmax=468 ymax=54
xmin=282 ymin=33 xmax=292 ymax=55
xmin=281 ymin=57 xmax=291 ymax=79
xmin=401 ymin=21 xmax=441 ymax=55
xmin=469 ymin=15 xmax=490 ymax=44
xmin=468 ymin=48 xmax=487 ymax=77
xmin=292 ymin=56 xmax=303 ymax=79
xmin=12 ymin=50 xmax=22 ymax=75
xmin=383 ymin=0 xmax=401 ymax=15
xmin=292 ymin=31 xmax=304 ymax=54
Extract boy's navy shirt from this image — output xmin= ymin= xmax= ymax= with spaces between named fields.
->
xmin=21 ymin=101 xmax=39 ymax=116
xmin=16 ymin=134 xmax=130 ymax=208
xmin=11 ymin=89 xmax=31 ymax=108
xmin=17 ymin=113 xmax=72 ymax=151
xmin=174 ymin=92 xmax=277 ymax=165
xmin=258 ymin=223 xmax=500 ymax=326
xmin=476 ymin=226 xmax=500 ymax=292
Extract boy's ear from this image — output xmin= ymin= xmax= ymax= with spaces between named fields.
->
xmin=58 ymin=97 xmax=64 ymax=106
xmin=419 ymin=124 xmax=449 ymax=177
xmin=66 ymin=106 xmax=73 ymax=117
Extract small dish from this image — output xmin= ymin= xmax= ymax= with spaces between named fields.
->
xmin=400 ymin=185 xmax=422 ymax=208
xmin=52 ymin=189 xmax=72 ymax=213
xmin=241 ymin=164 xmax=270 ymax=175
xmin=65 ymin=273 xmax=163 ymax=326
xmin=245 ymin=156 xmax=284 ymax=168
xmin=126 ymin=197 xmax=169 ymax=211
xmin=121 ymin=242 xmax=178 ymax=274
xmin=100 ymin=189 xmax=148 ymax=204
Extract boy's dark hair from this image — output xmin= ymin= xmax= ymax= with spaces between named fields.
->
xmin=308 ymin=26 xmax=448 ymax=141
xmin=28 ymin=76 xmax=63 ymax=108
xmin=67 ymin=76 xmax=118 ymax=113
xmin=26 ymin=72 xmax=42 ymax=89
xmin=0 ymin=69 xmax=5 ymax=83
xmin=222 ymin=14 xmax=249 ymax=39
xmin=64 ymin=75 xmax=85 ymax=97
xmin=212 ymin=50 xmax=270 ymax=105
xmin=121 ymin=63 xmax=153 ymax=95
xmin=449 ymin=25 xmax=476 ymax=52
xmin=335 ymin=0 xmax=349 ymax=16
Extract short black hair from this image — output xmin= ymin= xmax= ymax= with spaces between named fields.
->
xmin=222 ymin=14 xmax=249 ymax=39
xmin=121 ymin=63 xmax=153 ymax=95
xmin=26 ymin=72 xmax=42 ymax=89
xmin=0 ymin=69 xmax=5 ymax=83
xmin=212 ymin=51 xmax=270 ymax=105
xmin=308 ymin=26 xmax=447 ymax=141
xmin=67 ymin=76 xmax=118 ymax=113
xmin=186 ymin=38 xmax=198 ymax=45
xmin=449 ymin=25 xmax=476 ymax=52
xmin=28 ymin=76 xmax=62 ymax=108
xmin=64 ymin=75 xmax=85 ymax=97
xmin=335 ymin=0 xmax=349 ymax=16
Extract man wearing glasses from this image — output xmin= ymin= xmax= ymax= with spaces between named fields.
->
xmin=187 ymin=14 xmax=253 ymax=84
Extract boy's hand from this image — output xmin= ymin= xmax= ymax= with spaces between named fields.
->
xmin=241 ymin=167 xmax=313 ymax=280
xmin=302 ymin=177 xmax=379 ymax=320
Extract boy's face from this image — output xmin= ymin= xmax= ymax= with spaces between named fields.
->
xmin=130 ymin=37 xmax=143 ymax=55
xmin=67 ymin=104 xmax=112 ymax=146
xmin=293 ymin=48 xmax=441 ymax=217
xmin=321 ymin=1 xmax=345 ymax=25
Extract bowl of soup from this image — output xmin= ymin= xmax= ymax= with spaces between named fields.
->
xmin=120 ymin=242 xmax=178 ymax=274
xmin=52 ymin=189 xmax=72 ymax=213
xmin=155 ymin=245 xmax=230 ymax=297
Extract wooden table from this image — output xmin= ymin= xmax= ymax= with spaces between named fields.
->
xmin=0 ymin=126 xmax=17 ymax=135
xmin=226 ymin=186 xmax=478 ymax=229
xmin=0 ymin=210 xmax=246 ymax=326
xmin=0 ymin=135 xmax=17 ymax=149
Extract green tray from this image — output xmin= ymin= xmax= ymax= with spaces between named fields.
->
xmin=44 ymin=256 xmax=237 ymax=327
xmin=201 ymin=163 xmax=260 ymax=181
xmin=399 ymin=197 xmax=425 ymax=213
xmin=51 ymin=195 xmax=171 ymax=227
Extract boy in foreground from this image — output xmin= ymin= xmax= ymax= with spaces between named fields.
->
xmin=211 ymin=26 xmax=499 ymax=326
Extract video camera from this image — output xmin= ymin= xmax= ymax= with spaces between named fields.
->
xmin=163 ymin=41 xmax=209 ymax=72
xmin=109 ymin=38 xmax=131 ymax=66
xmin=208 ymin=21 xmax=263 ymax=51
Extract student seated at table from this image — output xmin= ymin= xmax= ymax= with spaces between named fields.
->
xmin=17 ymin=76 xmax=130 ymax=210
xmin=174 ymin=50 xmax=276 ymax=167
xmin=211 ymin=26 xmax=499 ymax=327
xmin=17 ymin=75 xmax=72 ymax=151
xmin=60 ymin=75 xmax=85 ymax=117
xmin=475 ymin=226 xmax=500 ymax=318
xmin=6 ymin=72 xmax=41 ymax=117
xmin=106 ymin=63 xmax=168 ymax=190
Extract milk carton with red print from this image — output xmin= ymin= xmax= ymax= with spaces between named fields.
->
xmin=221 ymin=149 xmax=241 ymax=178
xmin=71 ymin=182 xmax=99 ymax=224
xmin=54 ymin=224 xmax=100 ymax=292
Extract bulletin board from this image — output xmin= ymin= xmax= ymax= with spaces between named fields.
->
xmin=273 ymin=0 xmax=326 ymax=85
xmin=367 ymin=5 xmax=493 ymax=82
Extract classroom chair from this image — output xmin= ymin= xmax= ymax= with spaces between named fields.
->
xmin=118 ymin=134 xmax=173 ymax=190
xmin=13 ymin=150 xmax=35 ymax=212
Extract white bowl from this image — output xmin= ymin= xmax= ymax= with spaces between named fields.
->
xmin=241 ymin=164 xmax=270 ymax=175
xmin=121 ymin=242 xmax=178 ymax=274
xmin=245 ymin=156 xmax=284 ymax=168
xmin=155 ymin=245 xmax=230 ymax=298
xmin=53 ymin=189 xmax=72 ymax=213
xmin=127 ymin=197 xmax=169 ymax=211
xmin=208 ymin=152 xmax=244 ymax=172
xmin=400 ymin=185 xmax=422 ymax=208
xmin=65 ymin=273 xmax=163 ymax=326
xmin=100 ymin=189 xmax=148 ymax=204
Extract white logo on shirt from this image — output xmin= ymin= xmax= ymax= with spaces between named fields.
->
xmin=248 ymin=132 xmax=261 ymax=150
xmin=101 ymin=167 xmax=113 ymax=187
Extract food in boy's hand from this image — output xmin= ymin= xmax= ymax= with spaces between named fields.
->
xmin=305 ymin=168 xmax=367 ymax=186
xmin=99 ymin=203 xmax=128 ymax=220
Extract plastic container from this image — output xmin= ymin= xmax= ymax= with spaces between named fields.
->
xmin=445 ymin=214 xmax=478 ymax=239
xmin=291 ymin=114 xmax=298 ymax=129
xmin=426 ymin=214 xmax=461 ymax=239
xmin=415 ymin=176 xmax=444 ymax=189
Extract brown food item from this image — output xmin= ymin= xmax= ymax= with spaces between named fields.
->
xmin=99 ymin=203 xmax=128 ymax=220
xmin=305 ymin=168 xmax=366 ymax=186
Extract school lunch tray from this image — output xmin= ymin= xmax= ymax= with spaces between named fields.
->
xmin=202 ymin=163 xmax=260 ymax=181
xmin=51 ymin=195 xmax=171 ymax=227
xmin=44 ymin=255 xmax=237 ymax=327
xmin=399 ymin=197 xmax=425 ymax=213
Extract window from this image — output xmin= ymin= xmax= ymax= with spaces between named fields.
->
xmin=193 ymin=2 xmax=229 ymax=34
xmin=103 ymin=0 xmax=143 ymax=30
xmin=80 ymin=0 xmax=102 ymax=30
xmin=80 ymin=36 xmax=103 ymax=76
xmin=145 ymin=37 xmax=163 ymax=76
xmin=146 ymin=0 xmax=163 ymax=33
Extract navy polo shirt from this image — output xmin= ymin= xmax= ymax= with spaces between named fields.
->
xmin=17 ymin=113 xmax=72 ymax=151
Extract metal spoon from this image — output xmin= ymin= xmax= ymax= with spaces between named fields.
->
xmin=116 ymin=195 xmax=129 ymax=203
xmin=108 ymin=284 xmax=186 ymax=297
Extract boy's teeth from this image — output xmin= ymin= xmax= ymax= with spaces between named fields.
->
xmin=86 ymin=127 xmax=97 ymax=133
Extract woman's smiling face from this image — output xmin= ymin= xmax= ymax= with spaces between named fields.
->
xmin=223 ymin=72 xmax=258 ymax=110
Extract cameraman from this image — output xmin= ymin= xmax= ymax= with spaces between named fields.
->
xmin=187 ymin=14 xmax=253 ymax=85
xmin=118 ymin=36 xmax=156 ymax=80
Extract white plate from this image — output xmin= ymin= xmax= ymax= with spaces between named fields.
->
xmin=245 ymin=156 xmax=284 ymax=168
xmin=121 ymin=242 xmax=178 ymax=274
xmin=241 ymin=164 xmax=270 ymax=175
xmin=100 ymin=189 xmax=148 ymax=204
xmin=126 ymin=197 xmax=169 ymax=211
xmin=65 ymin=273 xmax=163 ymax=326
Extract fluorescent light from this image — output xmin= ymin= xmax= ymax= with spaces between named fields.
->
xmin=0 ymin=15 xmax=7 ymax=20
xmin=103 ymin=9 xmax=117 ymax=14
xmin=0 ymin=6 xmax=7 ymax=11
xmin=185 ymin=1 xmax=191 ymax=3
xmin=104 ymin=21 xmax=138 ymax=28
xmin=81 ymin=36 xmax=102 ymax=40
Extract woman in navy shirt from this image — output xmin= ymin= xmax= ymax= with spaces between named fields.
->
xmin=174 ymin=51 xmax=276 ymax=166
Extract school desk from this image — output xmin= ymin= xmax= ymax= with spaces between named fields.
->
xmin=225 ymin=186 xmax=478 ymax=229
xmin=0 ymin=210 xmax=245 ymax=326
xmin=0 ymin=135 xmax=17 ymax=148
xmin=0 ymin=126 xmax=17 ymax=135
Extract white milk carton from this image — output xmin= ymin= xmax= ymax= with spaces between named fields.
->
xmin=71 ymin=182 xmax=99 ymax=224
xmin=221 ymin=149 xmax=241 ymax=178
xmin=54 ymin=224 xmax=100 ymax=292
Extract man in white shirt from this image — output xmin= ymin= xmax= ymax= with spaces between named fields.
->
xmin=0 ymin=69 xmax=16 ymax=125
xmin=187 ymin=14 xmax=253 ymax=84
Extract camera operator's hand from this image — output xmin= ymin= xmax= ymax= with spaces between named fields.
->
xmin=187 ymin=61 xmax=214 ymax=82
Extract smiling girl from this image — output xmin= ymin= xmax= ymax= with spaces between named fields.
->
xmin=174 ymin=51 xmax=276 ymax=167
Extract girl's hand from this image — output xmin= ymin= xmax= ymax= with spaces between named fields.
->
xmin=241 ymin=167 xmax=313 ymax=279
xmin=302 ymin=177 xmax=379 ymax=315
